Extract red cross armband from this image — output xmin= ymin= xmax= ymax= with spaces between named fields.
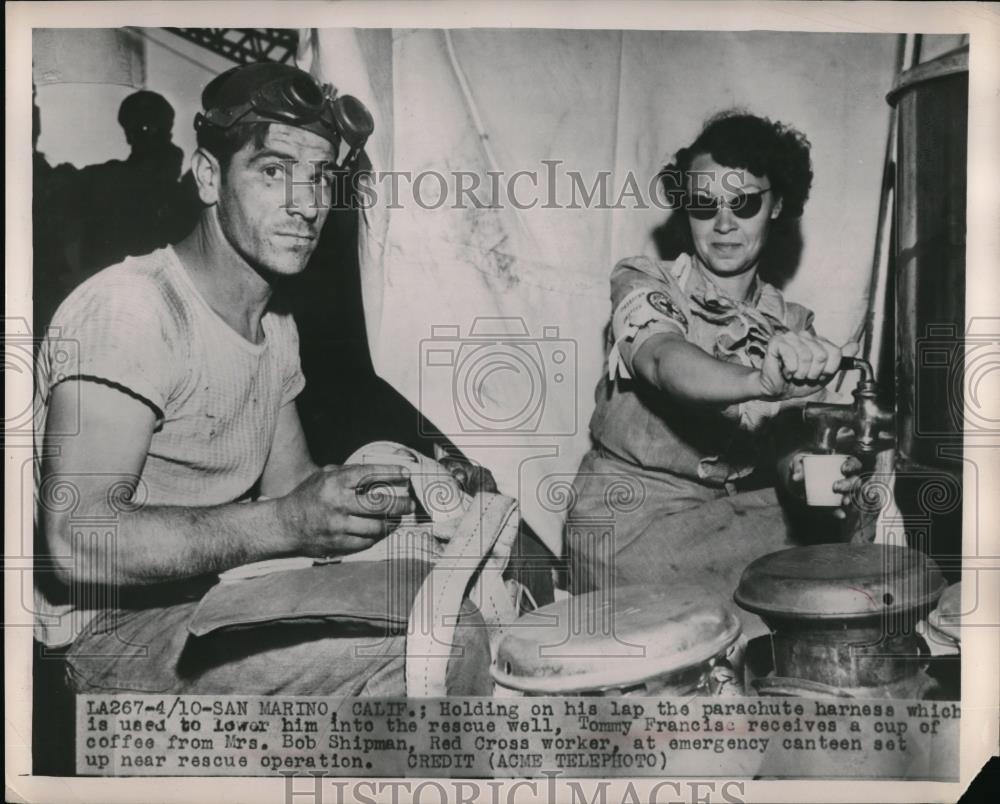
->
xmin=608 ymin=287 xmax=689 ymax=380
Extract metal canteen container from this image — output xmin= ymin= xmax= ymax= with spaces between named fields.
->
xmin=888 ymin=47 xmax=968 ymax=581
xmin=491 ymin=585 xmax=742 ymax=696
xmin=734 ymin=544 xmax=947 ymax=698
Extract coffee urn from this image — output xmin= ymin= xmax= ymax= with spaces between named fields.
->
xmin=887 ymin=47 xmax=968 ymax=580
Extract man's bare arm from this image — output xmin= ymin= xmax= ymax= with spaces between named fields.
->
xmin=259 ymin=399 xmax=318 ymax=497
xmin=40 ymin=382 xmax=414 ymax=587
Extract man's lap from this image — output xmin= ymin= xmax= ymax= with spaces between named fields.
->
xmin=66 ymin=593 xmax=492 ymax=697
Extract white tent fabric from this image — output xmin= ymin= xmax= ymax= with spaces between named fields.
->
xmin=301 ymin=28 xmax=901 ymax=554
xmin=33 ymin=28 xmax=146 ymax=86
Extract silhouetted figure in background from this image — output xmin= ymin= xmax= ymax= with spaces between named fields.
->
xmin=32 ymin=87 xmax=83 ymax=335
xmin=34 ymin=90 xmax=187 ymax=333
xmin=75 ymin=90 xmax=184 ymax=274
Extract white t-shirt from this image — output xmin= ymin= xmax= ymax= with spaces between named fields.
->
xmin=34 ymin=246 xmax=305 ymax=646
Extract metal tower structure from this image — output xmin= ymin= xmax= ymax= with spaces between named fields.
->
xmin=166 ymin=28 xmax=298 ymax=65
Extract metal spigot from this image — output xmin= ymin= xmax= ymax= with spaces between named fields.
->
xmin=802 ymin=357 xmax=895 ymax=455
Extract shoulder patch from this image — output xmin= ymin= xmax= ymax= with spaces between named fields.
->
xmin=646 ymin=290 xmax=688 ymax=328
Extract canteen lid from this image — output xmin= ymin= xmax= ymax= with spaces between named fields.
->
xmin=491 ymin=584 xmax=740 ymax=694
xmin=886 ymin=46 xmax=968 ymax=107
xmin=734 ymin=543 xmax=946 ymax=621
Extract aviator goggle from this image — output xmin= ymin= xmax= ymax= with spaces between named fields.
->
xmin=196 ymin=72 xmax=374 ymax=171
xmin=684 ymin=188 xmax=773 ymax=221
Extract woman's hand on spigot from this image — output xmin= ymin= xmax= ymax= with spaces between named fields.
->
xmin=753 ymin=334 xmax=859 ymax=401
xmin=789 ymin=453 xmax=865 ymax=519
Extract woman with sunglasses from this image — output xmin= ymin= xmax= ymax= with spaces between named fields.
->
xmin=566 ymin=111 xmax=862 ymax=636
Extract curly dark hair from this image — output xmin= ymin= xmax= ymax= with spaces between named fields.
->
xmin=659 ymin=110 xmax=813 ymax=222
xmin=195 ymin=120 xmax=272 ymax=168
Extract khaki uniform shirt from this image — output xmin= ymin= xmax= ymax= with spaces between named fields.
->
xmin=590 ymin=254 xmax=818 ymax=486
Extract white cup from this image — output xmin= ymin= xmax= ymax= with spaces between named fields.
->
xmin=802 ymin=454 xmax=848 ymax=507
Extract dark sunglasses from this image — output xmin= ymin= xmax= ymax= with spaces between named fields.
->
xmin=684 ymin=188 xmax=772 ymax=220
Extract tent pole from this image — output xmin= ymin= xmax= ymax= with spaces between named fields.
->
xmin=851 ymin=34 xmax=921 ymax=385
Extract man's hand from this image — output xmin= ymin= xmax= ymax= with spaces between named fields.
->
xmin=789 ymin=453 xmax=864 ymax=520
xmin=276 ymin=464 xmax=416 ymax=557
xmin=753 ymin=333 xmax=859 ymax=401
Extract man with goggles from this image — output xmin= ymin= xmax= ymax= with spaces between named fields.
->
xmin=34 ymin=62 xmax=491 ymax=697
xmin=566 ymin=111 xmax=864 ymax=637
xmin=196 ymin=62 xmax=374 ymax=173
